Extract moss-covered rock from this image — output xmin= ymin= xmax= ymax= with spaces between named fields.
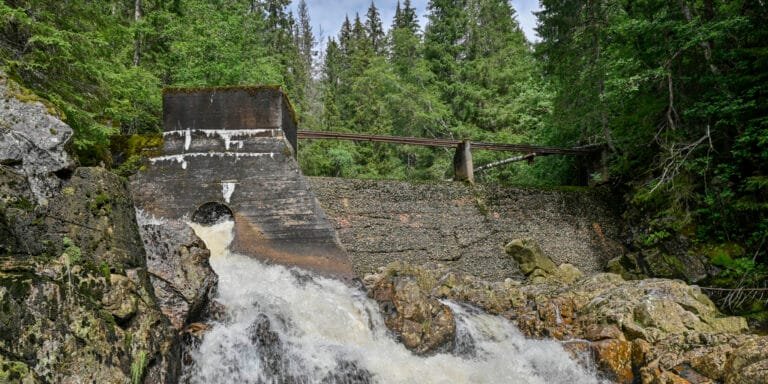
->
xmin=504 ymin=238 xmax=557 ymax=277
xmin=0 ymin=78 xmax=179 ymax=383
xmin=365 ymin=262 xmax=762 ymax=384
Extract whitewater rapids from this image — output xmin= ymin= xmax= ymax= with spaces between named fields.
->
xmin=183 ymin=220 xmax=605 ymax=384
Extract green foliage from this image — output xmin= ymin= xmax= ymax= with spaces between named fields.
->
xmin=131 ymin=350 xmax=147 ymax=384
xmin=1 ymin=0 xmax=312 ymax=166
xmin=536 ymin=0 xmax=768 ymax=301
xmin=307 ymin=0 xmax=549 ymax=183
xmin=62 ymin=236 xmax=81 ymax=265
xmin=642 ymin=230 xmax=671 ymax=247
xmin=88 ymin=193 xmax=112 ymax=215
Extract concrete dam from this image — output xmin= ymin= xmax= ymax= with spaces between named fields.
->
xmin=132 ymin=86 xmax=620 ymax=282
xmin=131 ymin=87 xmax=354 ymax=279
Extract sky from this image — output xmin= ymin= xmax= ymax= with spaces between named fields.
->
xmin=289 ymin=0 xmax=541 ymax=44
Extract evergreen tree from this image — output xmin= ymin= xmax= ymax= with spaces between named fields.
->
xmin=339 ymin=16 xmax=353 ymax=56
xmin=536 ymin=0 xmax=768 ymax=296
xmin=400 ymin=0 xmax=420 ymax=33
xmin=423 ymin=0 xmax=467 ymax=82
xmin=389 ymin=0 xmax=422 ymax=76
xmin=295 ymin=0 xmax=314 ymax=74
xmin=365 ymin=2 xmax=386 ymax=55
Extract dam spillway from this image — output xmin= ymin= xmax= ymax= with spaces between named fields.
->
xmin=131 ymin=86 xmax=354 ymax=279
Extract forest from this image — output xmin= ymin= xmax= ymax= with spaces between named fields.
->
xmin=1 ymin=0 xmax=766 ymax=320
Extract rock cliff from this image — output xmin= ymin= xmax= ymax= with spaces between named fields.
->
xmin=0 ymin=74 xmax=183 ymax=383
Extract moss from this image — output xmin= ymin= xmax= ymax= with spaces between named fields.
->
xmin=8 ymin=197 xmax=34 ymax=212
xmin=471 ymin=189 xmax=490 ymax=217
xmin=62 ymin=236 xmax=82 ymax=265
xmin=100 ymin=309 xmax=117 ymax=335
xmin=0 ymin=359 xmax=34 ymax=382
xmin=130 ymin=350 xmax=147 ymax=384
xmin=4 ymin=77 xmax=64 ymax=118
xmin=421 ymin=319 xmax=432 ymax=334
xmin=0 ymin=273 xmax=33 ymax=299
xmin=99 ymin=262 xmax=111 ymax=284
xmin=88 ymin=192 xmax=112 ymax=215
xmin=124 ymin=332 xmax=133 ymax=353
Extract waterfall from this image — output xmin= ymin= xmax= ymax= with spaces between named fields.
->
xmin=183 ymin=220 xmax=605 ymax=384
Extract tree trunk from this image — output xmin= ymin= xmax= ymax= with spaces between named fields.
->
xmin=133 ymin=0 xmax=142 ymax=67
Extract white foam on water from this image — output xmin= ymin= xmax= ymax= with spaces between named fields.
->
xmin=183 ymin=221 xmax=606 ymax=384
xmin=134 ymin=208 xmax=166 ymax=226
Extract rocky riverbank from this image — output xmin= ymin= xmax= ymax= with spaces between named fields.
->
xmin=0 ymin=74 xmax=217 ymax=383
xmin=363 ymin=240 xmax=765 ymax=383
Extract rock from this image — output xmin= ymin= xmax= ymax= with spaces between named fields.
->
xmin=723 ymin=336 xmax=768 ymax=384
xmin=390 ymin=278 xmax=455 ymax=354
xmin=554 ymin=263 xmax=583 ymax=284
xmin=364 ymin=261 xmax=764 ymax=384
xmin=606 ymin=253 xmax=646 ymax=280
xmin=138 ymin=216 xmax=217 ymax=330
xmin=590 ymin=338 xmax=633 ymax=383
xmin=655 ymin=372 xmax=693 ymax=384
xmin=46 ymin=167 xmax=148 ymax=267
xmin=0 ymin=80 xmax=178 ymax=383
xmin=504 ymin=238 xmax=557 ymax=276
xmin=102 ymin=273 xmax=139 ymax=323
xmin=585 ymin=324 xmax=625 ymax=341
xmin=368 ymin=272 xmax=456 ymax=354
xmin=0 ymin=74 xmax=74 ymax=205
xmin=575 ymin=277 xmax=746 ymax=342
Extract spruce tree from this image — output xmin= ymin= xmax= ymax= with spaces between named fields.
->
xmin=365 ymin=2 xmax=386 ymax=55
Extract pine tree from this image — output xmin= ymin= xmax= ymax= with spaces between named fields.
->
xmin=365 ymin=2 xmax=385 ymax=55
xmin=296 ymin=0 xmax=314 ymax=73
xmin=339 ymin=16 xmax=353 ymax=56
xmin=400 ymin=0 xmax=419 ymax=33
xmin=389 ymin=0 xmax=422 ymax=76
xmin=424 ymin=0 xmax=468 ymax=81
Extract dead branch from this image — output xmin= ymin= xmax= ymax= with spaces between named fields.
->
xmin=649 ymin=125 xmax=713 ymax=193
xmin=474 ymin=153 xmax=537 ymax=174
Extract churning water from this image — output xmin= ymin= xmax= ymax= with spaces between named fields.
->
xmin=183 ymin=220 xmax=604 ymax=384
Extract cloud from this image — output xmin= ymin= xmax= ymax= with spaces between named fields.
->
xmin=291 ymin=0 xmax=539 ymax=45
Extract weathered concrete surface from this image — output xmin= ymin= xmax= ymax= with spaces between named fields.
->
xmin=309 ymin=177 xmax=624 ymax=280
xmin=132 ymin=88 xmax=353 ymax=280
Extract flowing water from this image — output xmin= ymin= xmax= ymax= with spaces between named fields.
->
xmin=184 ymin=220 xmax=605 ymax=384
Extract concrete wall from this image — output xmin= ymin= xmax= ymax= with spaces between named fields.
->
xmin=309 ymin=177 xmax=625 ymax=280
xmin=132 ymin=88 xmax=353 ymax=279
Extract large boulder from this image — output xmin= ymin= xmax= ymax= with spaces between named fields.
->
xmin=504 ymin=238 xmax=557 ymax=277
xmin=0 ymin=75 xmax=178 ymax=383
xmin=0 ymin=74 xmax=74 ymax=205
xmin=368 ymin=268 xmax=455 ymax=354
xmin=138 ymin=215 xmax=218 ymax=330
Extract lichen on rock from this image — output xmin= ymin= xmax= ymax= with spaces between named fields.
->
xmin=0 ymin=76 xmax=179 ymax=383
xmin=364 ymin=261 xmax=763 ymax=384
xmin=138 ymin=217 xmax=218 ymax=331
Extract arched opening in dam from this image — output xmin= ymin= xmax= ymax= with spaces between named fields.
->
xmin=191 ymin=202 xmax=234 ymax=226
